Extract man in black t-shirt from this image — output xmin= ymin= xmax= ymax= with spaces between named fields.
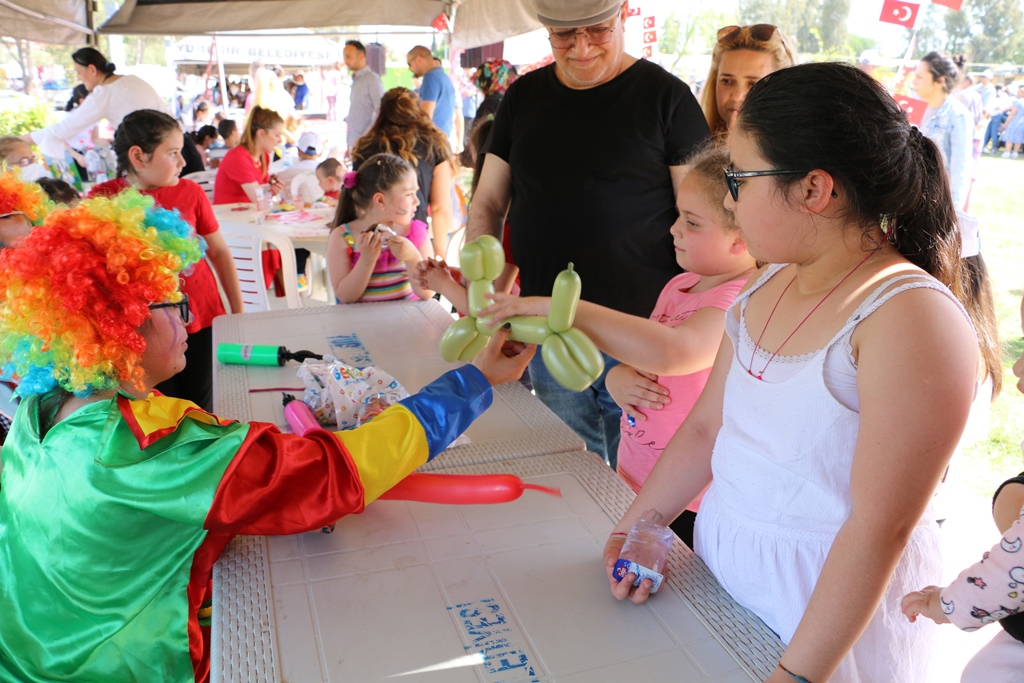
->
xmin=467 ymin=0 xmax=710 ymax=466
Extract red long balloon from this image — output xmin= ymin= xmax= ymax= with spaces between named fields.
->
xmin=380 ymin=473 xmax=561 ymax=505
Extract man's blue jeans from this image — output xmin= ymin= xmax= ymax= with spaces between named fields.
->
xmin=529 ymin=351 xmax=622 ymax=468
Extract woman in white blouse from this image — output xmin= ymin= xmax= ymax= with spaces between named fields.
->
xmin=21 ymin=48 xmax=167 ymax=159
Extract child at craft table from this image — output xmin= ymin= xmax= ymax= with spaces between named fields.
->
xmin=326 ymin=153 xmax=434 ymax=303
xmin=89 ymin=109 xmax=243 ymax=412
xmin=0 ymin=189 xmax=534 ymax=682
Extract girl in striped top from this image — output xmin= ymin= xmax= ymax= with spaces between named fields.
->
xmin=327 ymin=153 xmax=435 ymax=303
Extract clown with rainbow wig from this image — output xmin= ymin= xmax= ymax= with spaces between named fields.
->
xmin=0 ymin=189 xmax=533 ymax=682
xmin=0 ymin=169 xmax=51 ymax=249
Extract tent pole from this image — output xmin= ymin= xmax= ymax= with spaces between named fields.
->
xmin=215 ymin=36 xmax=229 ymax=114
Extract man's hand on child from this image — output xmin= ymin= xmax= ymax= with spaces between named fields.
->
xmin=605 ymin=365 xmax=670 ymax=419
xmin=901 ymin=586 xmax=951 ymax=625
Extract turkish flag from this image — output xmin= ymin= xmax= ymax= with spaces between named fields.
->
xmin=643 ymin=16 xmax=655 ymax=29
xmin=643 ymin=45 xmax=653 ymax=58
xmin=932 ymin=0 xmax=963 ymax=9
xmin=896 ymin=96 xmax=928 ymax=125
xmin=431 ymin=13 xmax=449 ymax=31
xmin=626 ymin=6 xmax=641 ymax=16
xmin=643 ymin=30 xmax=657 ymax=44
xmin=879 ymin=0 xmax=920 ymax=28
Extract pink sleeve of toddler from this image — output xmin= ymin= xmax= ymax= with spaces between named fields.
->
xmin=941 ymin=512 xmax=1024 ymax=631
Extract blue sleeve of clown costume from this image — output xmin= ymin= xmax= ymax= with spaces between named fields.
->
xmin=399 ymin=366 xmax=492 ymax=460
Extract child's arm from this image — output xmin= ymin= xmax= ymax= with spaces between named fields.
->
xmin=415 ymin=259 xmax=469 ymax=314
xmin=480 ymin=294 xmax=729 ymax=376
xmin=386 ymin=233 xmax=435 ymax=301
xmin=993 ymin=478 xmax=1024 ymax=534
xmin=327 ymin=228 xmax=382 ymax=303
xmin=203 ymin=231 xmax=245 ymax=314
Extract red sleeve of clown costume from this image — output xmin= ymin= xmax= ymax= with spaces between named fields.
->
xmin=204 ymin=365 xmax=492 ymax=534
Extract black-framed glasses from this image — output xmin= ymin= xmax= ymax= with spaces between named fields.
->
xmin=547 ymin=23 xmax=618 ymax=48
xmin=149 ymin=295 xmax=191 ymax=324
xmin=723 ymin=166 xmax=809 ymax=201
xmin=717 ymin=24 xmax=780 ymax=45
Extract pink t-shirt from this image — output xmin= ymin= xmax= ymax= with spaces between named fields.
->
xmin=616 ymin=272 xmax=750 ymax=503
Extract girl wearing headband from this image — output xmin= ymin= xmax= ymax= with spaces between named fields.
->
xmin=327 ymin=153 xmax=435 ymax=303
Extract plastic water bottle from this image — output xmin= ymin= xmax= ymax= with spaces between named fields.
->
xmin=84 ymin=150 xmax=107 ymax=182
xmin=613 ymin=512 xmax=674 ymax=593
xmin=254 ymin=185 xmax=267 ymax=223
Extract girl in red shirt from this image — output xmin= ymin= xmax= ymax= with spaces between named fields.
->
xmin=212 ymin=106 xmax=284 ymax=204
xmin=91 ymin=109 xmax=244 ymax=410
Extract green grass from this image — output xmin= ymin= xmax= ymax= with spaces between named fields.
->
xmin=961 ymin=155 xmax=1024 ymax=496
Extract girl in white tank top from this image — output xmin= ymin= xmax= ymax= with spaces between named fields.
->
xmin=604 ymin=63 xmax=984 ymax=683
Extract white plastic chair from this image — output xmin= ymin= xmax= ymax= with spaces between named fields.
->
xmin=219 ymin=223 xmax=302 ymax=312
xmin=183 ymin=169 xmax=218 ymax=203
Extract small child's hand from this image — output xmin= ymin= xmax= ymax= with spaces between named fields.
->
xmin=605 ymin=364 xmax=670 ymax=419
xmin=417 ymin=257 xmax=457 ymax=291
xmin=477 ymin=293 xmax=552 ymax=325
xmin=386 ymin=234 xmax=419 ymax=263
xmin=901 ymin=586 xmax=951 ymax=625
xmin=353 ymin=229 xmax=383 ymax=258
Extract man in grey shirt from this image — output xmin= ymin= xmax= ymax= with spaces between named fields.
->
xmin=344 ymin=40 xmax=385 ymax=153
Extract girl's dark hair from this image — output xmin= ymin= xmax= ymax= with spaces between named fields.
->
xmin=34 ymin=177 xmax=80 ymax=206
xmin=217 ymin=119 xmax=237 ymax=139
xmin=962 ymin=253 xmax=1002 ymax=397
xmin=332 ymin=153 xmax=413 ymax=227
xmin=240 ymin=105 xmax=284 ymax=157
xmin=71 ymin=47 xmax=115 ymax=76
xmin=920 ymin=51 xmax=960 ymax=94
xmin=194 ymin=125 xmax=218 ymax=145
xmin=113 ymin=109 xmax=182 ymax=177
xmin=65 ymin=84 xmax=88 ymax=112
xmin=737 ymin=62 xmax=980 ymax=354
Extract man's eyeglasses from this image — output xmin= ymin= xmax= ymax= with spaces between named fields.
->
xmin=717 ymin=24 xmax=780 ymax=45
xmin=149 ymin=295 xmax=191 ymax=324
xmin=724 ymin=166 xmax=809 ymax=202
xmin=547 ymin=23 xmax=617 ymax=49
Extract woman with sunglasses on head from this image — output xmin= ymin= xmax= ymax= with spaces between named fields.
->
xmin=0 ymin=190 xmax=534 ymax=683
xmin=19 ymin=47 xmax=167 ymax=162
xmin=606 ymin=62 xmax=982 ymax=683
xmin=701 ymin=24 xmax=796 ymax=138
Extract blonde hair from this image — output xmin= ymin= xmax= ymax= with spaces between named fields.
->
xmin=683 ymin=142 xmax=738 ymax=232
xmin=239 ymin=105 xmax=284 ymax=157
xmin=700 ymin=25 xmax=796 ymax=137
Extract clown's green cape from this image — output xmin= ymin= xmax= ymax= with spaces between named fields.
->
xmin=0 ymin=366 xmax=491 ymax=682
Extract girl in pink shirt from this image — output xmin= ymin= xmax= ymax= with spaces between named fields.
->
xmin=482 ymin=144 xmax=756 ymax=546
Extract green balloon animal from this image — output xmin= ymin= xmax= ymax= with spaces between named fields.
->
xmin=438 ymin=235 xmax=605 ymax=392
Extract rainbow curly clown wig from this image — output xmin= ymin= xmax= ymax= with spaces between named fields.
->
xmin=0 ymin=169 xmax=51 ymax=224
xmin=0 ymin=190 xmax=204 ymax=397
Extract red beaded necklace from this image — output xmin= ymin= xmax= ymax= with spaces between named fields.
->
xmin=747 ymin=249 xmax=878 ymax=380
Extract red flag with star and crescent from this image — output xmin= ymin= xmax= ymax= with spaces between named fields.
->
xmin=879 ymin=0 xmax=920 ymax=28
xmin=931 ymin=0 xmax=964 ymax=10
xmin=896 ymin=95 xmax=928 ymax=126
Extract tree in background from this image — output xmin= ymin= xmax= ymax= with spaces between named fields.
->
xmin=913 ymin=0 xmax=1024 ymax=64
xmin=818 ymin=0 xmax=850 ymax=54
xmin=738 ymin=0 xmax=825 ymax=54
xmin=660 ymin=5 xmax=737 ymax=75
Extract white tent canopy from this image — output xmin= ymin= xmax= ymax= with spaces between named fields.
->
xmin=168 ymin=34 xmax=345 ymax=66
xmin=2 ymin=0 xmax=544 ymax=50
xmin=0 ymin=0 xmax=91 ymax=43
xmin=452 ymin=0 xmax=540 ymax=50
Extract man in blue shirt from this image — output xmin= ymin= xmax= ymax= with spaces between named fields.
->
xmin=407 ymin=45 xmax=455 ymax=136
